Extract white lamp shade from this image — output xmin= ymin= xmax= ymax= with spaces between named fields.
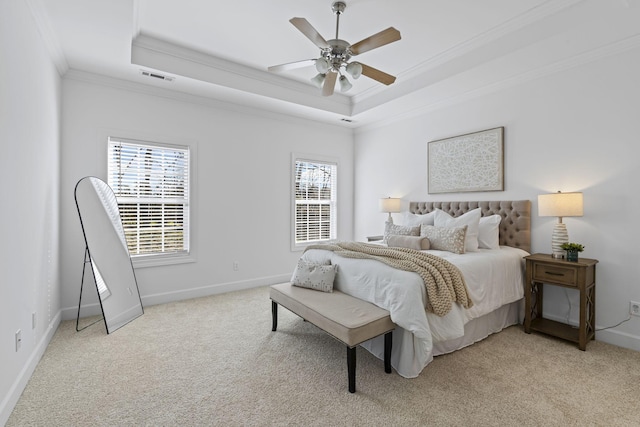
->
xmin=346 ymin=62 xmax=362 ymax=79
xmin=379 ymin=197 xmax=401 ymax=213
xmin=339 ymin=75 xmax=352 ymax=92
xmin=315 ymin=57 xmax=331 ymax=74
xmin=538 ymin=192 xmax=583 ymax=217
xmin=310 ymin=73 xmax=326 ymax=88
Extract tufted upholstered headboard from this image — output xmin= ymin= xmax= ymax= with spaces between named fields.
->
xmin=409 ymin=200 xmax=531 ymax=253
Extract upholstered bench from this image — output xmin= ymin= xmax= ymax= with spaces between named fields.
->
xmin=269 ymin=282 xmax=395 ymax=393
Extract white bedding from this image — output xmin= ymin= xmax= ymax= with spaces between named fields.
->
xmin=301 ymin=246 xmax=529 ymax=378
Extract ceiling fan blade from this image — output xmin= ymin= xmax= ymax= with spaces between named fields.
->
xmin=322 ymin=71 xmax=338 ymax=96
xmin=268 ymin=59 xmax=316 ymax=73
xmin=360 ymin=63 xmax=396 ymax=85
xmin=349 ymin=27 xmax=401 ymax=55
xmin=290 ymin=17 xmax=330 ymax=49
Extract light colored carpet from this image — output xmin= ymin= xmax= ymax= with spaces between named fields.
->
xmin=7 ymin=286 xmax=640 ymax=426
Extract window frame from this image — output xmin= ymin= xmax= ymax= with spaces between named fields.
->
xmin=291 ymin=153 xmax=338 ymax=251
xmin=107 ymin=136 xmax=195 ymax=268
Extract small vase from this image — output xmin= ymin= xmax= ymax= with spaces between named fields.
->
xmin=566 ymin=250 xmax=579 ymax=262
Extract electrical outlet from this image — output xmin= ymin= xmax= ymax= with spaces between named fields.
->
xmin=630 ymin=301 xmax=640 ymax=317
xmin=233 ymin=261 xmax=239 ymax=271
xmin=15 ymin=330 xmax=22 ymax=352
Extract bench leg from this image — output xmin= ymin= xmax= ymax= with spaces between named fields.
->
xmin=384 ymin=332 xmax=392 ymax=374
xmin=271 ymin=301 xmax=278 ymax=331
xmin=347 ymin=346 xmax=356 ymax=393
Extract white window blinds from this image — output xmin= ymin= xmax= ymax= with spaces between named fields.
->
xmin=294 ymin=159 xmax=337 ymax=245
xmin=108 ymin=137 xmax=190 ymax=257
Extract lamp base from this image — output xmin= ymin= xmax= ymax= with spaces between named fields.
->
xmin=551 ymin=222 xmax=568 ymax=259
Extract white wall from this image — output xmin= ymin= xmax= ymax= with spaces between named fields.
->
xmin=0 ymin=1 xmax=62 ymax=424
xmin=354 ymin=47 xmax=640 ymax=351
xmin=59 ymin=74 xmax=354 ymax=317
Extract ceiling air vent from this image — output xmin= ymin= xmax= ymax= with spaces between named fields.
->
xmin=140 ymin=70 xmax=174 ymax=82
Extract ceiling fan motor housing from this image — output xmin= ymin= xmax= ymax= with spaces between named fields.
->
xmin=322 ymin=39 xmax=352 ymax=72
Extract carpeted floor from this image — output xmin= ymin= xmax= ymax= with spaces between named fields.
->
xmin=7 ymin=286 xmax=640 ymax=426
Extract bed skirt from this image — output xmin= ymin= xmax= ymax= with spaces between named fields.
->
xmin=361 ymin=298 xmax=523 ymax=378
xmin=432 ymin=298 xmax=523 ymax=356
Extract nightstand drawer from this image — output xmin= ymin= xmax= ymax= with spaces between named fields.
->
xmin=532 ymin=263 xmax=578 ymax=286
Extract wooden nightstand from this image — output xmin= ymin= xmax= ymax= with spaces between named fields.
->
xmin=524 ymin=253 xmax=599 ymax=350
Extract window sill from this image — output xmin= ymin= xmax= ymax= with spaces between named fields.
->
xmin=291 ymin=239 xmax=337 ymax=252
xmin=131 ymin=253 xmax=196 ymax=269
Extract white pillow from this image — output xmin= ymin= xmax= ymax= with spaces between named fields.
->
xmin=433 ymin=208 xmax=481 ymax=252
xmin=291 ymin=259 xmax=337 ymax=293
xmin=401 ymin=211 xmax=436 ymax=227
xmin=478 ymin=215 xmax=501 ymax=250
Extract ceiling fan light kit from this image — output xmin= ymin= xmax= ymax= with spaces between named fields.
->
xmin=346 ymin=62 xmax=362 ymax=79
xmin=268 ymin=1 xmax=401 ymax=96
xmin=311 ymin=73 xmax=326 ymax=88
xmin=315 ymin=57 xmax=331 ymax=74
xmin=338 ymin=75 xmax=353 ymax=92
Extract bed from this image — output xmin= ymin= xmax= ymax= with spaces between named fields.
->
xmin=300 ymin=200 xmax=531 ymax=378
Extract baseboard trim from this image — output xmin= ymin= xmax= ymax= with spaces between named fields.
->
xmin=141 ymin=274 xmax=290 ymax=307
xmin=595 ymin=327 xmax=640 ymax=352
xmin=543 ymin=312 xmax=640 ymax=352
xmin=61 ymin=274 xmax=291 ymax=320
xmin=0 ymin=310 xmax=61 ymax=426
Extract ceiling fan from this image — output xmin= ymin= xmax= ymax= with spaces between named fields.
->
xmin=268 ymin=1 xmax=401 ymax=96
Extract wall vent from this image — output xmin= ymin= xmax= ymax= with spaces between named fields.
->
xmin=140 ymin=70 xmax=174 ymax=82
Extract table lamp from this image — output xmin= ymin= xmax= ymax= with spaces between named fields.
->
xmin=379 ymin=197 xmax=401 ymax=224
xmin=538 ymin=191 xmax=583 ymax=258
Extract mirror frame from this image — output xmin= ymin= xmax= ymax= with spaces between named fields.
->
xmin=74 ymin=176 xmax=144 ymax=333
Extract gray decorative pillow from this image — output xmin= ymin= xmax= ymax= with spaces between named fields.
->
xmin=420 ymin=225 xmax=468 ymax=254
xmin=291 ymin=259 xmax=337 ymax=292
xmin=383 ymin=221 xmax=420 ymax=244
xmin=387 ymin=235 xmax=430 ymax=250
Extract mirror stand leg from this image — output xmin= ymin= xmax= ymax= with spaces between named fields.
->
xmin=76 ymin=247 xmax=104 ymax=332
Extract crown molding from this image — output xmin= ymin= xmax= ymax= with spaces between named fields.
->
xmin=24 ymin=0 xmax=69 ymax=76
xmin=63 ymin=69 xmax=352 ymax=131
xmin=356 ymin=33 xmax=640 ymax=133
xmin=132 ymin=34 xmax=353 ymax=116
xmin=403 ymin=0 xmax=584 ymax=81
xmin=352 ymin=0 xmax=585 ymax=105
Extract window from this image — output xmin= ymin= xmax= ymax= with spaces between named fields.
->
xmin=293 ymin=156 xmax=337 ymax=249
xmin=108 ymin=137 xmax=190 ymax=259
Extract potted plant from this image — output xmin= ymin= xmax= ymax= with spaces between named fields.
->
xmin=560 ymin=242 xmax=584 ymax=262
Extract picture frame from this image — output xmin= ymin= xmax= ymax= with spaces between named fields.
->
xmin=427 ymin=127 xmax=504 ymax=194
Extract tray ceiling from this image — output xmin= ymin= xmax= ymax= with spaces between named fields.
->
xmin=36 ymin=0 xmax=640 ymax=128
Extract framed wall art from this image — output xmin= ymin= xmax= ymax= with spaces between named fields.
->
xmin=427 ymin=127 xmax=504 ymax=194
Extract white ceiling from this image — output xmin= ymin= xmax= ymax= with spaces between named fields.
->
xmin=37 ymin=0 xmax=640 ymax=128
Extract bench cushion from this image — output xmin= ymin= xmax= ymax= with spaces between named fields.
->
xmin=270 ymin=283 xmax=394 ymax=347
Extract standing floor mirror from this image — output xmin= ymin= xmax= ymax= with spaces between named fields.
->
xmin=74 ymin=176 xmax=143 ymax=333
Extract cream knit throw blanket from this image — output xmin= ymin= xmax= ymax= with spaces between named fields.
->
xmin=306 ymin=242 xmax=473 ymax=317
